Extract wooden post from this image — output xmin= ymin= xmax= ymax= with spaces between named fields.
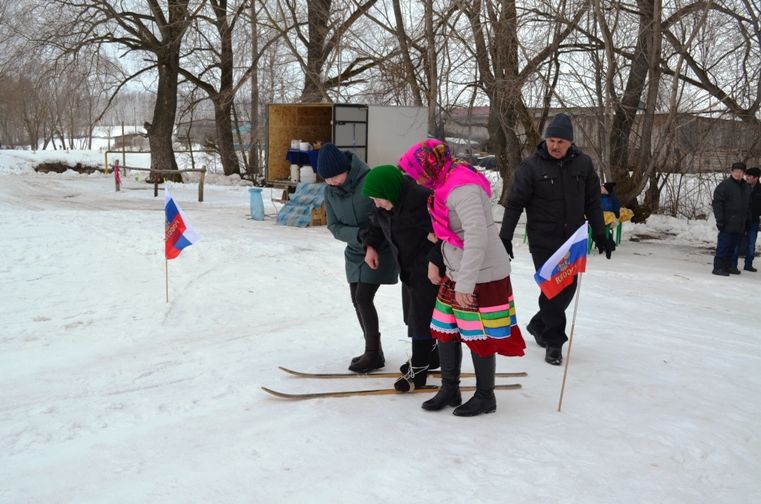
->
xmin=154 ymin=180 xmax=159 ymax=198
xmin=165 ymin=258 xmax=169 ymax=303
xmin=198 ymin=166 xmax=206 ymax=202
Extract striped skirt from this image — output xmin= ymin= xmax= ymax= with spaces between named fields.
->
xmin=431 ymin=276 xmax=526 ymax=358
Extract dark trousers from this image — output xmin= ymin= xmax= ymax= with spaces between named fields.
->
xmin=715 ymin=230 xmax=743 ymax=271
xmin=529 ymin=252 xmax=578 ymax=348
xmin=732 ymin=223 xmax=759 ymax=268
xmin=349 ymin=282 xmax=380 ymax=337
xmin=401 ymin=275 xmax=438 ymax=341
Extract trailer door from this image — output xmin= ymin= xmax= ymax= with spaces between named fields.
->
xmin=332 ymin=104 xmax=368 ymax=162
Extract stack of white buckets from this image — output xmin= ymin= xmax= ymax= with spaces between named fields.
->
xmin=290 ymin=139 xmax=317 ymax=184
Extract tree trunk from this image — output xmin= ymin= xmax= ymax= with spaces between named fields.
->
xmin=148 ymin=51 xmax=181 ymax=182
xmin=608 ymin=0 xmax=655 ymax=200
xmin=249 ymin=0 xmax=260 ymax=178
xmin=301 ymin=0 xmax=331 ymax=102
xmin=213 ymin=0 xmax=240 ymax=176
xmin=214 ymin=98 xmax=241 ymax=176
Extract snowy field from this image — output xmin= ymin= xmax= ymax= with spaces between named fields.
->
xmin=1 ymin=151 xmax=759 ymax=503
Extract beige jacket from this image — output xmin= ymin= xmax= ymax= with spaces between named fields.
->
xmin=441 ymin=184 xmax=511 ymax=294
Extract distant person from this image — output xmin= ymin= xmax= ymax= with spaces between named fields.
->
xmin=732 ymin=166 xmax=760 ymax=272
xmin=600 ymin=181 xmax=622 ymax=251
xmin=712 ymin=162 xmax=751 ymax=276
xmin=361 ymin=165 xmax=442 ymax=391
xmin=600 ymin=182 xmax=621 ymax=218
xmin=399 ymin=139 xmax=526 ymax=417
xmin=317 ymin=143 xmax=398 ymax=372
xmin=499 ymin=113 xmax=611 ymax=366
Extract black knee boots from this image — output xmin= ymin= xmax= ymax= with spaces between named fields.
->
xmin=395 ymin=339 xmax=436 ymax=392
xmin=348 ymin=333 xmax=384 ymax=373
xmin=453 ymin=352 xmax=496 ymax=417
xmin=421 ymin=340 xmax=462 ymax=410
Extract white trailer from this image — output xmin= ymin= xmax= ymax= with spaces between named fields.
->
xmin=265 ymin=103 xmax=428 ymax=187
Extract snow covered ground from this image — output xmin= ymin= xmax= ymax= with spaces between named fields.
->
xmin=1 ymin=151 xmax=759 ymax=503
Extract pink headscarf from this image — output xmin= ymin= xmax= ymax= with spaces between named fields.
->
xmin=398 ymin=139 xmax=492 ymax=248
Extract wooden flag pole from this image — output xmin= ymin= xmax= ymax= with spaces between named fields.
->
xmin=165 ymin=257 xmax=169 ymax=303
xmin=557 ymin=273 xmax=583 ymax=412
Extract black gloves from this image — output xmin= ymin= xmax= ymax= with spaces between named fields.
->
xmin=501 ymin=237 xmax=514 ymax=259
xmin=593 ymin=233 xmax=613 ymax=260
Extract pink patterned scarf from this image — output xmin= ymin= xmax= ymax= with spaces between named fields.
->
xmin=398 ymin=139 xmax=492 ymax=248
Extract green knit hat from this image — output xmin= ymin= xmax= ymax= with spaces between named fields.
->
xmin=363 ymin=164 xmax=404 ymax=205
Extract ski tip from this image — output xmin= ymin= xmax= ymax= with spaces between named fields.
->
xmin=261 ymin=386 xmax=288 ymax=398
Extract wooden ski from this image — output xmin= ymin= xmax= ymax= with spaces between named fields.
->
xmin=278 ymin=366 xmax=527 ymax=379
xmin=261 ymin=383 xmax=522 ymax=400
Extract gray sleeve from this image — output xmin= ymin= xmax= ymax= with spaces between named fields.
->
xmin=448 ymin=185 xmax=488 ymax=294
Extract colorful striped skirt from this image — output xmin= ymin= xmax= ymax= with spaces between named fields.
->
xmin=430 ymin=276 xmax=526 ymax=358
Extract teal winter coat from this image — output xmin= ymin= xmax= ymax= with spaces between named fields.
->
xmin=324 ymin=152 xmax=399 ymax=285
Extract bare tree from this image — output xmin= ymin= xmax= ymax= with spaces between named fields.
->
xmin=455 ymin=0 xmax=587 ymax=202
xmin=262 ymin=0 xmax=380 ymax=102
xmin=30 ymin=0 xmax=207 ymax=180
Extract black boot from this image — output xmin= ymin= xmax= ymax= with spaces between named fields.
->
xmin=428 ymin=340 xmax=440 ymax=370
xmin=396 ymin=339 xmax=436 ymax=391
xmin=545 ymin=346 xmax=562 ymax=365
xmin=421 ymin=340 xmax=462 ymax=411
xmin=399 ymin=339 xmax=438 ymax=373
xmin=453 ymin=353 xmax=496 ymax=417
xmin=712 ymin=256 xmax=730 ymax=276
xmin=526 ymin=318 xmax=546 ymax=348
xmin=348 ymin=333 xmax=384 ymax=373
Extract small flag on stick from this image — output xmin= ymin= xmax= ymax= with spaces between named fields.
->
xmin=165 ymin=187 xmax=198 ymax=260
xmin=164 ymin=187 xmax=198 ymax=302
xmin=533 ymin=222 xmax=588 ymax=300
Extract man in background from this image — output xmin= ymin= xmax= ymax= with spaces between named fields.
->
xmin=712 ymin=162 xmax=751 ymax=276
xmin=733 ymin=166 xmax=760 ymax=272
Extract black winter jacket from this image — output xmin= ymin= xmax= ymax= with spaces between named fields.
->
xmin=748 ymin=183 xmax=761 ymax=226
xmin=363 ymin=176 xmax=440 ymax=337
xmin=712 ymin=177 xmax=751 ymax=233
xmin=364 ymin=176 xmax=438 ymax=284
xmin=500 ymin=142 xmax=605 ymax=255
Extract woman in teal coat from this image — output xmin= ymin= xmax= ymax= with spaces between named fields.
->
xmin=317 ymin=143 xmax=398 ymax=372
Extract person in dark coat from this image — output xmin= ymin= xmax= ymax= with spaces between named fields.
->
xmin=600 ymin=181 xmax=622 ymax=251
xmin=317 ymin=144 xmax=399 ymax=372
xmin=499 ymin=113 xmax=611 ymax=366
xmin=362 ymin=165 xmax=442 ymax=391
xmin=600 ymin=182 xmax=621 ymax=218
xmin=734 ymin=167 xmax=761 ymax=272
xmin=712 ymin=162 xmax=751 ymax=276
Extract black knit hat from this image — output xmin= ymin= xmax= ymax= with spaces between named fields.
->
xmin=545 ymin=113 xmax=574 ymax=142
xmin=317 ymin=143 xmax=351 ymax=179
xmin=731 ymin=161 xmax=746 ymax=172
xmin=746 ymin=167 xmax=761 ymax=177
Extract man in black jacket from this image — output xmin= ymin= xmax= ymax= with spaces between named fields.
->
xmin=499 ymin=113 xmax=611 ymax=365
xmin=712 ymin=162 xmax=752 ymax=275
xmin=735 ymin=167 xmax=761 ymax=272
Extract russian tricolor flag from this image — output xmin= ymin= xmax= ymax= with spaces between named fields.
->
xmin=165 ymin=187 xmax=199 ymax=260
xmin=534 ymin=222 xmax=588 ymax=300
